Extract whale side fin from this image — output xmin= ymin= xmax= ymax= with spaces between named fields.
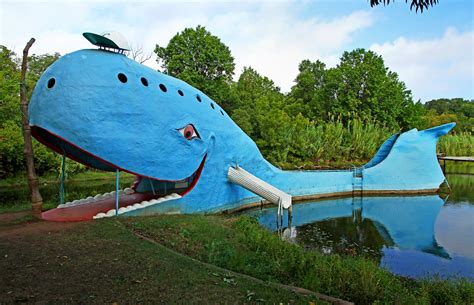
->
xmin=364 ymin=133 xmax=400 ymax=169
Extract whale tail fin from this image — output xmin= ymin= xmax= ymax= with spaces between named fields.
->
xmin=420 ymin=122 xmax=456 ymax=138
xmin=362 ymin=122 xmax=456 ymax=192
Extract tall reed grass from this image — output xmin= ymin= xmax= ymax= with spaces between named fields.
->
xmin=262 ymin=118 xmax=395 ymax=166
xmin=262 ymin=118 xmax=472 ymax=168
xmin=438 ymin=132 xmax=473 ymax=156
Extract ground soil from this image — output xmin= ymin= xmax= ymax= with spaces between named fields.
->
xmin=0 ymin=212 xmax=321 ymax=304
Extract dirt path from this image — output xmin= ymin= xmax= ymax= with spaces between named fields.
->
xmin=0 ymin=211 xmax=30 ymax=223
xmin=0 ymin=212 xmax=82 ymax=238
xmin=0 ymin=215 xmax=323 ymax=304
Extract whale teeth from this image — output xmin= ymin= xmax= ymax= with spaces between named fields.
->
xmin=91 ymin=193 xmax=182 ymax=220
xmin=124 ymin=188 xmax=134 ymax=195
xmin=118 ymin=207 xmax=127 ymax=213
xmin=93 ymin=213 xmax=107 ymax=219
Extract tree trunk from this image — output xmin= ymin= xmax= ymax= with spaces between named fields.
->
xmin=20 ymin=38 xmax=43 ymax=218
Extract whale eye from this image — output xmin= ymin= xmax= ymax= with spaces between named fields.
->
xmin=178 ymin=124 xmax=199 ymax=140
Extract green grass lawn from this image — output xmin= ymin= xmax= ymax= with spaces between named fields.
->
xmin=123 ymin=215 xmax=474 ymax=305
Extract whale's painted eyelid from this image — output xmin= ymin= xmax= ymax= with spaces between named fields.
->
xmin=178 ymin=124 xmax=200 ymax=140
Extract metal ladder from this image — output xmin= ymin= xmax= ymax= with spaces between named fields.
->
xmin=352 ymin=166 xmax=364 ymax=198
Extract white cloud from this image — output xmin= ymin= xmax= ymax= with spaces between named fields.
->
xmin=1 ymin=1 xmax=374 ymax=92
xmin=203 ymin=5 xmax=375 ymax=91
xmin=370 ymin=28 xmax=474 ymax=102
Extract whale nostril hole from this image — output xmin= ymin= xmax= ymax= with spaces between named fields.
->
xmin=196 ymin=95 xmax=201 ymax=102
xmin=220 ymin=110 xmax=224 ymax=116
xmin=210 ymin=103 xmax=215 ymax=109
xmin=141 ymin=77 xmax=148 ymax=87
xmin=178 ymin=90 xmax=184 ymax=96
xmin=159 ymin=84 xmax=167 ymax=92
xmin=118 ymin=73 xmax=127 ymax=83
xmin=47 ymin=78 xmax=55 ymax=89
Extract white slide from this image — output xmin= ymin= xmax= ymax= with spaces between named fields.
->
xmin=228 ymin=166 xmax=292 ymax=209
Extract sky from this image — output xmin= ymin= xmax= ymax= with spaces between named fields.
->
xmin=1 ymin=0 xmax=473 ymax=102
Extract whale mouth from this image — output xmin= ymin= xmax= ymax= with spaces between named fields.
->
xmin=31 ymin=126 xmax=206 ymax=221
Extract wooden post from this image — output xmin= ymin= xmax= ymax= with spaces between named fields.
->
xmin=20 ymin=38 xmax=43 ymax=218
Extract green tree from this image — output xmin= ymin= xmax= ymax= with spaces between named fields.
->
xmin=0 ymin=45 xmax=63 ymax=177
xmin=230 ymin=67 xmax=284 ymax=138
xmin=424 ymin=98 xmax=473 ymax=132
xmin=332 ymin=49 xmax=414 ymax=128
xmin=292 ymin=49 xmax=419 ymax=129
xmin=0 ymin=46 xmax=20 ymax=124
xmin=0 ymin=47 xmax=59 ymax=126
xmin=288 ymin=60 xmax=327 ymax=120
xmin=155 ymin=26 xmax=235 ymax=111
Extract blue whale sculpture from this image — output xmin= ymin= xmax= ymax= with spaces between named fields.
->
xmin=28 ymin=48 xmax=455 ymax=221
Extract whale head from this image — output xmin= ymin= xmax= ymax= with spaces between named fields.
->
xmin=29 ymin=49 xmax=245 ymax=192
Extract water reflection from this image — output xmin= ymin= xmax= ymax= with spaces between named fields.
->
xmin=250 ymin=193 xmax=474 ymax=280
xmin=254 ymin=196 xmax=448 ymax=256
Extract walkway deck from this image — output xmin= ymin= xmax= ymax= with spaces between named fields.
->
xmin=437 ymin=156 xmax=474 ymax=162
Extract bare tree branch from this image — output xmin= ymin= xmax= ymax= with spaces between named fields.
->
xmin=128 ymin=44 xmax=153 ymax=64
xmin=20 ymin=37 xmax=43 ymax=219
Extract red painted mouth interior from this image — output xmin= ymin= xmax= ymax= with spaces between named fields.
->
xmin=32 ymin=126 xmax=205 ymax=221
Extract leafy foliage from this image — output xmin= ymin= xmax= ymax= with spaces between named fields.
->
xmin=155 ymin=26 xmax=235 ymax=111
xmin=289 ymin=49 xmax=416 ymax=129
xmin=370 ymin=0 xmax=439 ymax=12
xmin=0 ymin=45 xmax=84 ymax=178
xmin=424 ymin=98 xmax=473 ymax=132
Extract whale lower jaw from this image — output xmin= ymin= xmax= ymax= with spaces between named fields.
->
xmin=41 ymin=187 xmax=182 ymax=222
xmin=92 ymin=192 xmax=181 ymax=219
xmin=54 ymin=186 xmax=180 ymax=218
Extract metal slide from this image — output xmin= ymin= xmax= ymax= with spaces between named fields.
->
xmin=228 ymin=166 xmax=292 ymax=210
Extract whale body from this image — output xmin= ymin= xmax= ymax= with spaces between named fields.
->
xmin=28 ymin=49 xmax=455 ymax=221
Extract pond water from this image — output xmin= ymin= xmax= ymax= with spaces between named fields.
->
xmin=248 ymin=165 xmax=474 ymax=281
